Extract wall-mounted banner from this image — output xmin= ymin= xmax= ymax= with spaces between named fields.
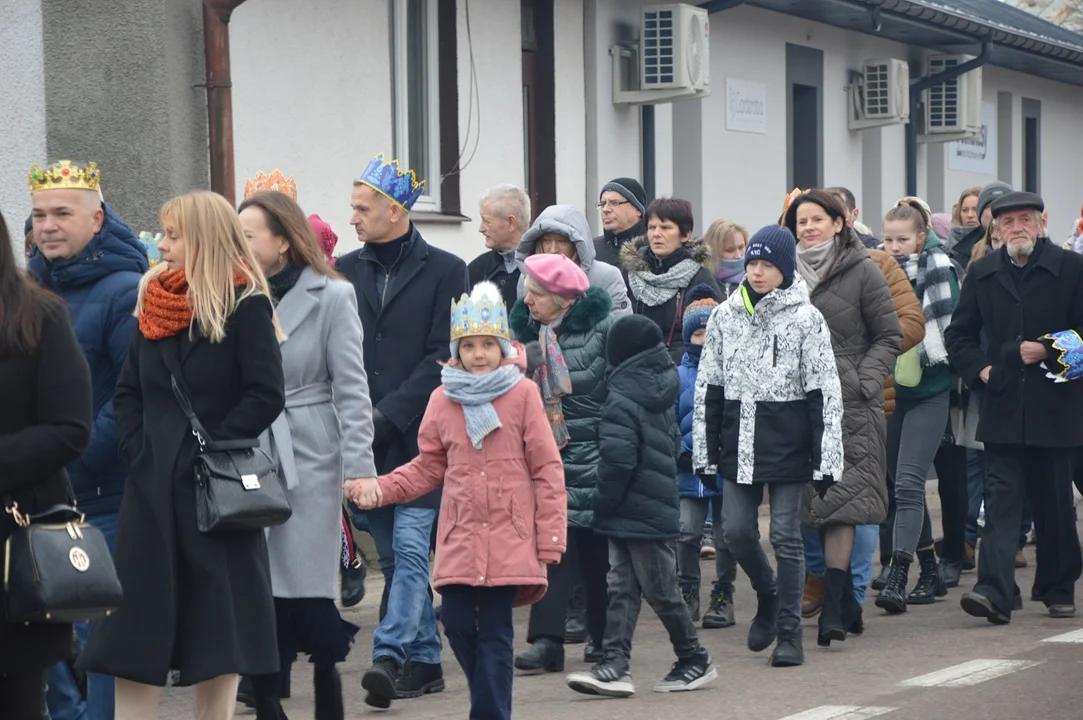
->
xmin=948 ymin=101 xmax=997 ymax=175
xmin=726 ymin=78 xmax=767 ymax=134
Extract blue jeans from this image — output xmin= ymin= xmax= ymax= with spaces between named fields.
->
xmin=802 ymin=525 xmax=878 ymax=605
xmin=47 ymin=512 xmax=117 ymax=720
xmin=367 ymin=505 xmax=442 ymax=665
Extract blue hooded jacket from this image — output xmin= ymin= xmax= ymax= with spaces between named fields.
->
xmin=676 ymin=350 xmax=722 ymax=498
xmin=27 ymin=203 xmax=149 ymax=515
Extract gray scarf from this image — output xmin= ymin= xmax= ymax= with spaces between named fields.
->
xmin=796 ymin=238 xmax=840 ymax=291
xmin=441 ymin=365 xmax=522 ymax=449
xmin=628 ymin=257 xmax=703 ymax=306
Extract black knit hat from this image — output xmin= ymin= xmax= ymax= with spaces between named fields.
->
xmin=600 ymin=177 xmax=647 ymax=216
xmin=607 ymin=314 xmax=664 ymax=368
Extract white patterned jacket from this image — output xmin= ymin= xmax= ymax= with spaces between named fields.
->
xmin=693 ymin=276 xmax=844 ymax=485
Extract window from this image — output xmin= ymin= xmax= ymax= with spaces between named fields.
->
xmin=392 ymin=0 xmax=441 ymax=211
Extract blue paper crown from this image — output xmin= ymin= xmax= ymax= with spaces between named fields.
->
xmin=356 ymin=153 xmax=425 ymax=210
xmin=1040 ymin=330 xmax=1083 ymax=383
xmin=139 ymin=231 xmax=163 ymax=266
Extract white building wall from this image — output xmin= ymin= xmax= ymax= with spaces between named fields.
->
xmin=230 ymin=0 xmax=392 ymax=254
xmin=554 ymin=0 xmax=588 ymax=210
xmin=0 ymin=0 xmax=47 ymax=255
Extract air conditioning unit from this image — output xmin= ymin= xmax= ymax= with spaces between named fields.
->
xmin=922 ymin=54 xmax=982 ymax=138
xmin=641 ymin=4 xmax=709 ymax=91
xmin=848 ymin=58 xmax=910 ymax=130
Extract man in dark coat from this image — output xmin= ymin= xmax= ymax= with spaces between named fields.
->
xmin=336 ymin=154 xmax=468 ymax=706
xmin=27 ymin=160 xmax=148 ymax=719
xmin=468 ymin=183 xmax=528 ymax=311
xmin=828 ymin=186 xmax=879 ymax=249
xmin=945 ymin=191 xmax=1083 ymax=625
xmin=593 ymin=177 xmax=647 ymax=275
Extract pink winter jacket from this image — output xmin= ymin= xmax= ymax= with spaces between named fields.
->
xmin=378 ymin=374 xmax=567 ymax=607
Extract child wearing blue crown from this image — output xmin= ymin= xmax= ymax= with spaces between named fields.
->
xmin=348 ymin=281 xmax=566 ymax=719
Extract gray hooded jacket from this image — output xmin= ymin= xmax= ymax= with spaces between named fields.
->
xmin=516 ymin=205 xmax=631 ymax=317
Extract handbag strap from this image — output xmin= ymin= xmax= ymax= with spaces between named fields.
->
xmin=4 ymin=502 xmax=83 ymax=528
xmin=157 ymin=341 xmax=216 ymax=447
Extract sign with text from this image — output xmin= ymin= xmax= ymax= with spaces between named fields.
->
xmin=948 ymin=101 xmax=997 ymax=175
xmin=726 ymin=78 xmax=767 ymax=134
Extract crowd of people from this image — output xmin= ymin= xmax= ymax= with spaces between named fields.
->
xmin=2 ymin=156 xmax=1083 ymax=720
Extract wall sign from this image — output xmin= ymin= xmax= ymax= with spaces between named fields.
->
xmin=726 ymin=78 xmax=767 ymax=135
xmin=948 ymin=101 xmax=997 ymax=175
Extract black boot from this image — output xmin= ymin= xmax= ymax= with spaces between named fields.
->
xmin=874 ymin=550 xmax=911 ymax=614
xmin=513 ymin=637 xmax=565 ymax=674
xmin=840 ymin=568 xmax=863 ymax=635
xmin=770 ymin=628 xmax=804 ymax=667
xmin=313 ymin=664 xmax=344 ymax=720
xmin=817 ymin=568 xmax=848 ymax=646
xmin=871 ymin=562 xmax=891 ymax=591
xmin=747 ymin=591 xmax=779 ymax=652
xmin=939 ymin=558 xmax=962 ymax=589
xmin=909 ymin=548 xmax=947 ymax=604
xmin=250 ymin=672 xmax=289 ymax=720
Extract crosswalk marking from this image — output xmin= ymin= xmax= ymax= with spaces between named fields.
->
xmin=899 ymin=659 xmax=1043 ymax=687
xmin=777 ymin=707 xmax=897 ymax=720
xmin=1042 ymin=629 xmax=1083 ymax=644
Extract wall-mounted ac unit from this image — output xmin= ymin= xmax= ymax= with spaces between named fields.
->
xmin=848 ymin=58 xmax=910 ymax=130
xmin=612 ymin=3 xmax=710 ymax=105
xmin=921 ymin=54 xmax=982 ymax=139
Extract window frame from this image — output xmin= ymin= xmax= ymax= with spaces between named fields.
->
xmin=391 ymin=0 xmax=442 ymax=213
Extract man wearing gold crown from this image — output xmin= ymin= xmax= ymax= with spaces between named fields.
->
xmin=335 ymin=154 xmax=468 ymax=706
xmin=27 ymin=160 xmax=149 ymax=720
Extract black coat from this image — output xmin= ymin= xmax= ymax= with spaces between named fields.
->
xmin=592 ymin=343 xmax=681 ymax=540
xmin=336 ymin=225 xmax=468 ymax=509
xmin=619 ymin=237 xmax=721 ymax=364
xmin=945 ymin=239 xmax=1083 ymax=447
xmin=80 ymin=294 xmax=285 ymax=686
xmin=468 ymin=249 xmax=519 ymax=312
xmin=0 ymin=301 xmax=91 ymax=672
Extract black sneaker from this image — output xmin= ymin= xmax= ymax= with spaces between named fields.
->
xmin=567 ymin=659 xmax=635 ymax=698
xmin=653 ymin=652 xmax=718 ymax=693
xmin=362 ymin=656 xmax=402 ymax=707
xmin=395 ymin=660 xmax=444 ymax=698
xmin=514 ymin=638 xmax=565 ymax=674
xmin=702 ymin=586 xmax=736 ymax=629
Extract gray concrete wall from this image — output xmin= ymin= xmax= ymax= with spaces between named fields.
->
xmin=0 ymin=0 xmax=47 ymax=255
xmin=41 ymin=0 xmax=209 ymax=234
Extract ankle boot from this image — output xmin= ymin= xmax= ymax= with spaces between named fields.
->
xmin=251 ymin=672 xmax=289 ymax=720
xmin=314 ymin=664 xmax=344 ymax=720
xmin=874 ymin=550 xmax=911 ymax=614
xmin=801 ymin=574 xmax=826 ymax=618
xmin=840 ymin=567 xmax=863 ymax=635
xmin=908 ymin=548 xmax=948 ymax=604
xmin=817 ymin=568 xmax=848 ymax=646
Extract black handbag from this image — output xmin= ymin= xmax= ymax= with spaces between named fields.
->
xmin=159 ymin=345 xmax=292 ymax=534
xmin=3 ymin=501 xmax=123 ymax=624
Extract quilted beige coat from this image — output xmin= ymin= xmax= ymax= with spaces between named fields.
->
xmin=803 ymin=231 xmax=902 ymax=528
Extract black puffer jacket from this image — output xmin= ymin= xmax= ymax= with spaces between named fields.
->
xmin=592 ymin=343 xmax=681 ymax=540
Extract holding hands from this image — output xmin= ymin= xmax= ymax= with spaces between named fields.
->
xmin=344 ymin=477 xmax=383 ymax=509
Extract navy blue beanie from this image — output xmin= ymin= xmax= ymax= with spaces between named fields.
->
xmin=744 ymin=225 xmax=797 ymax=282
xmin=600 ymin=177 xmax=647 ymax=216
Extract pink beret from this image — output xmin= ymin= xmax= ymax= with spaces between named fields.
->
xmin=524 ymin=253 xmax=589 ymax=299
xmin=307 ymin=214 xmax=338 ymax=265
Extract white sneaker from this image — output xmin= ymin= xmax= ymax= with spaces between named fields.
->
xmin=567 ymin=661 xmax=635 ymax=698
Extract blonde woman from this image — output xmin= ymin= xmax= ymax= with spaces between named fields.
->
xmin=703 ymin=219 xmax=748 ymax=299
xmin=950 ymin=186 xmax=982 ymax=228
xmin=81 ymin=191 xmax=286 ymax=720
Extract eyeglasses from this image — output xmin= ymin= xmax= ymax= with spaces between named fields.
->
xmin=596 ymin=200 xmax=630 ymax=210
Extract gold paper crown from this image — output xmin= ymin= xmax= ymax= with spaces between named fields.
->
xmin=244 ymin=169 xmax=297 ymax=201
xmin=28 ymin=160 xmax=101 ymax=194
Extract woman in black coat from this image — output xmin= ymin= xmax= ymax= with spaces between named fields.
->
xmin=80 ymin=192 xmax=285 ymax=718
xmin=620 ymin=198 xmax=720 ymax=364
xmin=0 ymin=208 xmax=92 ymax=717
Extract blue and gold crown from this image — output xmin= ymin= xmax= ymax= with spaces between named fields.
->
xmin=28 ymin=160 xmax=101 ymax=194
xmin=139 ymin=231 xmax=163 ymax=266
xmin=449 ymin=282 xmax=512 ymax=358
xmin=1040 ymin=329 xmax=1083 ymax=383
xmin=356 ymin=154 xmax=425 ymax=210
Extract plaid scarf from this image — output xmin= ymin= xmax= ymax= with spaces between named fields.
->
xmin=895 ymin=247 xmax=955 ymax=366
xmin=535 ymin=323 xmax=573 ymax=449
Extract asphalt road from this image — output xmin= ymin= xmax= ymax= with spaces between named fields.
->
xmin=157 ymin=498 xmax=1083 ymax=720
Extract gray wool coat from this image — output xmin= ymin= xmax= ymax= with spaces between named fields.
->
xmin=261 ymin=267 xmax=377 ymax=598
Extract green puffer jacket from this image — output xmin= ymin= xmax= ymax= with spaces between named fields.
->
xmin=510 ymin=286 xmax=614 ymax=529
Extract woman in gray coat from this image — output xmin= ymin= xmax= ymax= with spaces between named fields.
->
xmin=784 ymin=190 xmax=902 ymax=647
xmin=240 ymin=192 xmax=377 ymax=720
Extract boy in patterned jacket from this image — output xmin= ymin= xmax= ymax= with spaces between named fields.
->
xmin=693 ymin=225 xmax=844 ymax=668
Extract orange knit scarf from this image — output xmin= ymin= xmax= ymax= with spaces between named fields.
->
xmin=138 ymin=269 xmax=249 ymax=341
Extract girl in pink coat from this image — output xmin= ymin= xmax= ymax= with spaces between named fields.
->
xmin=349 ymin=281 xmax=566 ymax=719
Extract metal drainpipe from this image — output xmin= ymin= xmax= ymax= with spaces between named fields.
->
xmin=906 ymin=39 xmax=993 ymax=197
xmin=202 ymin=0 xmax=248 ymax=205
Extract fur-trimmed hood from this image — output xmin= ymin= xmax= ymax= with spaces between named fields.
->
xmin=619 ymin=235 xmax=712 ymax=274
xmin=509 ymin=285 xmax=612 ymax=342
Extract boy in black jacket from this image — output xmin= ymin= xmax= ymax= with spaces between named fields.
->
xmin=566 ymin=315 xmax=717 ymax=698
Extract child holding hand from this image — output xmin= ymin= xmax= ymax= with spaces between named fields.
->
xmin=348 ymin=281 xmax=566 ymax=720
